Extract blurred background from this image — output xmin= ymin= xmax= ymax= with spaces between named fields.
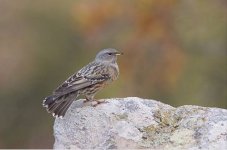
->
xmin=0 ymin=0 xmax=226 ymax=148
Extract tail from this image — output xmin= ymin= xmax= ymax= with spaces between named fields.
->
xmin=42 ymin=92 xmax=78 ymax=118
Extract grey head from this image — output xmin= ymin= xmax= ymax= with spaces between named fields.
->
xmin=95 ymin=48 xmax=123 ymax=63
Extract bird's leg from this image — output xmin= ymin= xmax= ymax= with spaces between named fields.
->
xmin=83 ymin=95 xmax=97 ymax=106
xmin=84 ymin=95 xmax=93 ymax=103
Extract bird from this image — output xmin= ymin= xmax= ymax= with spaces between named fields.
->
xmin=42 ymin=48 xmax=123 ymax=118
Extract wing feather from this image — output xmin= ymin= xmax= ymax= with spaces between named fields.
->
xmin=53 ymin=61 xmax=110 ymax=96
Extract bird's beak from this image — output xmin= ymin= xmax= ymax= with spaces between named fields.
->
xmin=115 ymin=52 xmax=123 ymax=56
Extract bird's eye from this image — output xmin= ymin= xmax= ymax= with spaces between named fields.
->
xmin=108 ymin=53 xmax=112 ymax=55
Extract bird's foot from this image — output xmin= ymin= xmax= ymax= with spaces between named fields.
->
xmin=91 ymin=99 xmax=107 ymax=107
xmin=83 ymin=99 xmax=92 ymax=106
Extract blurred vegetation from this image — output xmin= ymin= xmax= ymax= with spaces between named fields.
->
xmin=0 ymin=0 xmax=226 ymax=148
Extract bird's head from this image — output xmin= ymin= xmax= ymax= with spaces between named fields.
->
xmin=95 ymin=48 xmax=123 ymax=63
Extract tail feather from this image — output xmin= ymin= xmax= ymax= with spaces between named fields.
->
xmin=48 ymin=98 xmax=63 ymax=113
xmin=53 ymin=99 xmax=74 ymax=117
xmin=42 ymin=92 xmax=78 ymax=118
xmin=42 ymin=95 xmax=59 ymax=107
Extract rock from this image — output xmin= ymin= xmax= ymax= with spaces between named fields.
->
xmin=53 ymin=97 xmax=227 ymax=149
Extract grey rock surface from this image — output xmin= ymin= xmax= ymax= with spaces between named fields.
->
xmin=53 ymin=97 xmax=227 ymax=149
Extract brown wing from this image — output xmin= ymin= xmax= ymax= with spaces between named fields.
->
xmin=53 ymin=62 xmax=110 ymax=96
